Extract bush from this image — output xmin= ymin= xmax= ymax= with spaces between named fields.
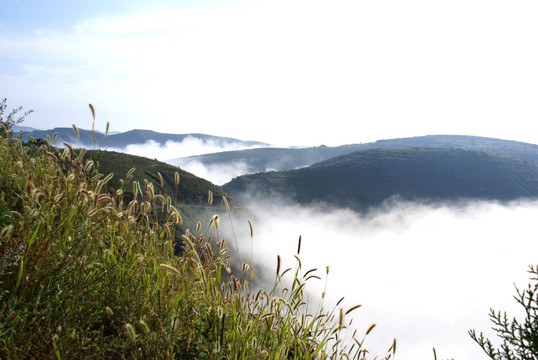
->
xmin=469 ymin=265 xmax=538 ymax=359
xmin=0 ymin=98 xmax=33 ymax=136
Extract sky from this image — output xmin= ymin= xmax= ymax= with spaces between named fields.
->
xmin=1 ymin=0 xmax=538 ymax=147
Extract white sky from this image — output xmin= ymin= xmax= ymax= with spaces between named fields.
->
xmin=1 ymin=0 xmax=538 ymax=147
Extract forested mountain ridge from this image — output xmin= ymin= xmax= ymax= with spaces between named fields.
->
xmin=172 ymin=135 xmax=538 ymax=176
xmin=222 ymin=147 xmax=538 ymax=211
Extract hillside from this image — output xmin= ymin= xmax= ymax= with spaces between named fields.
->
xmin=222 ymin=148 xmax=538 ymax=211
xmin=0 ymin=133 xmax=388 ymax=359
xmin=171 ymin=135 xmax=538 ymax=178
xmin=83 ymin=149 xmax=231 ymax=234
xmin=167 ymin=144 xmax=365 ymax=175
xmin=84 ymin=150 xmax=227 ymax=206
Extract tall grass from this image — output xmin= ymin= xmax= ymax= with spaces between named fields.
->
xmin=0 ymin=132 xmax=394 ymax=359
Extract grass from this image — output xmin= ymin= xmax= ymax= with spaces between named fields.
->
xmin=0 ymin=129 xmax=394 ymax=359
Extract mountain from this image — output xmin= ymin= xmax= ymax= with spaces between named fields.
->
xmin=222 ymin=148 xmax=538 ymax=211
xmin=16 ymin=127 xmax=267 ymax=150
xmin=170 ymin=135 xmax=538 ymax=178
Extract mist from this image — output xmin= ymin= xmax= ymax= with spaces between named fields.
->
xmin=109 ymin=136 xmax=265 ymax=163
xmin=212 ymin=195 xmax=538 ymax=359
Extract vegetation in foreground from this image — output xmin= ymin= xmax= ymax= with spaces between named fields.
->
xmin=470 ymin=265 xmax=538 ymax=360
xmin=0 ymin=124 xmax=395 ymax=358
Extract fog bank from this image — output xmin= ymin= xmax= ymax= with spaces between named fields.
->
xmin=216 ymin=197 xmax=538 ymax=359
xmin=110 ymin=136 xmax=264 ymax=163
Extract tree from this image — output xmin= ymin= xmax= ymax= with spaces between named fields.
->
xmin=469 ymin=265 xmax=538 ymax=360
xmin=0 ymin=98 xmax=34 ymax=135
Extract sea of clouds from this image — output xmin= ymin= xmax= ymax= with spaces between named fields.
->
xmin=112 ymin=136 xmax=266 ymax=185
xmin=210 ymin=195 xmax=538 ymax=360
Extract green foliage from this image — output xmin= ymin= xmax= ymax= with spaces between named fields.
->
xmin=224 ymin=148 xmax=538 ymax=211
xmin=469 ymin=265 xmax=538 ymax=359
xmin=0 ymin=132 xmax=392 ymax=358
xmin=0 ymin=98 xmax=33 ymax=137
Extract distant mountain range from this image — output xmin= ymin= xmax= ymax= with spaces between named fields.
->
xmin=15 ymin=125 xmax=538 ymax=210
xmin=170 ymin=135 xmax=538 ymax=177
xmin=13 ymin=126 xmax=268 ymax=150
xmin=222 ymin=147 xmax=538 ymax=211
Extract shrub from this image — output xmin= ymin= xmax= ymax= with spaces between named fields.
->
xmin=469 ymin=265 xmax=538 ymax=359
xmin=0 ymin=98 xmax=33 ymax=136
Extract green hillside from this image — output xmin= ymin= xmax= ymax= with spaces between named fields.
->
xmin=173 ymin=135 xmax=538 ymax=176
xmin=84 ymin=150 xmax=227 ymax=206
xmin=223 ymin=148 xmax=538 ymax=210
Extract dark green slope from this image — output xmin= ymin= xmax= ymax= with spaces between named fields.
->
xmin=371 ymin=135 xmax=538 ymax=165
xmin=173 ymin=135 xmax=538 ymax=175
xmin=85 ymin=150 xmax=227 ymax=206
xmin=222 ymin=148 xmax=538 ymax=210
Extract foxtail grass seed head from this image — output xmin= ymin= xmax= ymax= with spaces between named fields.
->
xmin=72 ymin=124 xmax=80 ymax=139
xmin=159 ymin=263 xmax=181 ymax=276
xmin=210 ymin=214 xmax=219 ymax=230
xmin=338 ymin=308 xmax=345 ymax=330
xmin=248 ymin=219 xmax=253 ymax=238
xmin=166 ymin=196 xmax=172 ymax=213
xmin=63 ymin=142 xmax=74 ymax=160
xmin=297 ymin=235 xmax=302 ymax=255
xmin=105 ymin=121 xmax=110 ymax=136
xmin=169 ymin=205 xmax=182 ymax=224
xmin=222 ymin=196 xmax=230 ymax=213
xmin=174 ymin=171 xmax=180 ymax=185
xmin=208 ymin=190 xmax=213 ymax=206
xmin=89 ymin=103 xmax=96 ymax=121
xmin=139 ymin=320 xmax=150 ymax=334
xmin=345 ymin=304 xmax=362 ymax=315
xmin=157 ymin=172 xmax=164 ymax=187
xmin=127 ymin=167 xmax=136 ymax=178
xmin=276 ymin=255 xmax=281 ymax=277
xmin=125 ymin=323 xmax=136 ymax=341
xmin=365 ymin=323 xmax=376 ymax=335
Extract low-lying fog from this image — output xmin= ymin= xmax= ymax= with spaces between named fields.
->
xmin=212 ymin=195 xmax=538 ymax=360
xmin=112 ymin=137 xmax=268 ymax=185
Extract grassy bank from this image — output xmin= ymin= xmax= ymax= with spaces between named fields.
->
xmin=0 ymin=132 xmax=393 ymax=359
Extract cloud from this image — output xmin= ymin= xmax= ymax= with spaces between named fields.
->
xmin=3 ymin=1 xmax=538 ymax=146
xmin=110 ymin=135 xmax=263 ymax=165
xmin=211 ymin=196 xmax=538 ymax=359
xmin=174 ymin=159 xmax=251 ymax=186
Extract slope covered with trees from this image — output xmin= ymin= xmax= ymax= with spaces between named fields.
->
xmin=223 ymin=148 xmax=538 ymax=211
xmin=173 ymin=135 xmax=538 ymax=178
